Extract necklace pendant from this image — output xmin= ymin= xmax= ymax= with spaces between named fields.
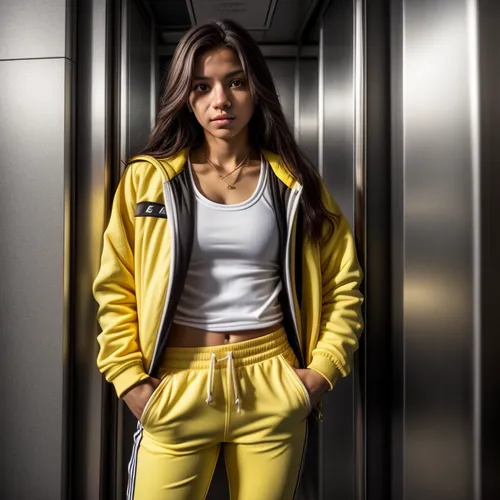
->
xmin=227 ymin=184 xmax=236 ymax=190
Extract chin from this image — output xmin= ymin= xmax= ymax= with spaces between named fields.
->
xmin=208 ymin=128 xmax=242 ymax=140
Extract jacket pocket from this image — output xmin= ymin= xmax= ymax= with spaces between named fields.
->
xmin=278 ymin=353 xmax=312 ymax=414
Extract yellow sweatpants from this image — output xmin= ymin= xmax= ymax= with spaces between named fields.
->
xmin=128 ymin=328 xmax=311 ymax=500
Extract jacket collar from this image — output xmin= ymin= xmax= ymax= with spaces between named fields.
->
xmin=131 ymin=148 xmax=300 ymax=190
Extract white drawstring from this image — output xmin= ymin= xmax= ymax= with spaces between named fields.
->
xmin=205 ymin=353 xmax=216 ymax=404
xmin=205 ymin=351 xmax=242 ymax=413
xmin=227 ymin=351 xmax=242 ymax=413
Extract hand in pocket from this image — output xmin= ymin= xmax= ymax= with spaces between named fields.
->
xmin=293 ymin=368 xmax=329 ymax=410
xmin=122 ymin=378 xmax=161 ymax=420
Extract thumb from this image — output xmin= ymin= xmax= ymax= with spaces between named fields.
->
xmin=149 ymin=377 xmax=162 ymax=389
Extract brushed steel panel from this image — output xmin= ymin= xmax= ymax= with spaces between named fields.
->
xmin=298 ymin=57 xmax=318 ymax=166
xmin=390 ymin=1 xmax=405 ymax=498
xmin=319 ymin=2 xmax=357 ymax=499
xmin=72 ymin=0 xmax=116 ymax=498
xmin=0 ymin=0 xmax=69 ymax=60
xmin=0 ymin=57 xmax=72 ymax=499
xmin=127 ymin=0 xmax=154 ymax=157
xmin=267 ymin=58 xmax=296 ymax=128
xmin=118 ymin=1 xmax=155 ymax=496
xmin=321 ymin=0 xmax=355 ymax=227
xmin=402 ymin=1 xmax=474 ymax=498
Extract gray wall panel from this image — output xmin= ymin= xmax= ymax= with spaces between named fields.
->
xmin=267 ymin=58 xmax=296 ymax=130
xmin=72 ymin=0 xmax=115 ymax=498
xmin=127 ymin=0 xmax=154 ymax=157
xmin=321 ymin=1 xmax=355 ymax=227
xmin=0 ymin=0 xmax=69 ymax=60
xmin=118 ymin=1 xmax=155 ymax=496
xmin=298 ymin=57 xmax=318 ymax=167
xmin=0 ymin=57 xmax=72 ymax=499
xmin=319 ymin=2 xmax=357 ymax=499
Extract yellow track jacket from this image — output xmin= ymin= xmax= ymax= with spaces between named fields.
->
xmin=93 ymin=149 xmax=364 ymax=399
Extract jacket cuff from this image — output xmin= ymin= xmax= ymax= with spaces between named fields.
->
xmin=110 ymin=364 xmax=150 ymax=398
xmin=307 ymin=355 xmax=342 ymax=391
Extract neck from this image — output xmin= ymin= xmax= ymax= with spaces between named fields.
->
xmin=203 ymin=129 xmax=251 ymax=166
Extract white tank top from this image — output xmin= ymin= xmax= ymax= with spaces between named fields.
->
xmin=173 ymin=156 xmax=284 ymax=331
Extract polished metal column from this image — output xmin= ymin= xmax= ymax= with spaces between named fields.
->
xmin=318 ymin=1 xmax=359 ymax=499
xmin=0 ymin=0 xmax=75 ymax=498
xmin=391 ymin=1 xmax=486 ymax=498
xmin=73 ymin=0 xmax=118 ymax=498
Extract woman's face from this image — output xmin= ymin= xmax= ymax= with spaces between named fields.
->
xmin=188 ymin=46 xmax=255 ymax=141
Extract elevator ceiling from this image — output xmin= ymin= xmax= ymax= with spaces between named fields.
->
xmin=145 ymin=0 xmax=317 ymax=44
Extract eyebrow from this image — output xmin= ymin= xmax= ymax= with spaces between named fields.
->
xmin=192 ymin=69 xmax=245 ymax=81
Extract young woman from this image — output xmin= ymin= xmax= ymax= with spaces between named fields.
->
xmin=93 ymin=19 xmax=363 ymax=500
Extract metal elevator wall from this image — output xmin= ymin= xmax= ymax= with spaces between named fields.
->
xmin=393 ymin=1 xmax=477 ymax=495
xmin=1 ymin=0 xmax=500 ymax=499
xmin=0 ymin=0 xmax=74 ymax=498
xmin=390 ymin=1 xmax=498 ymax=498
xmin=317 ymin=2 xmax=359 ymax=499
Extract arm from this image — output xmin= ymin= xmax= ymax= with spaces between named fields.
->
xmin=93 ymin=165 xmax=150 ymax=398
xmin=306 ymin=187 xmax=364 ymax=391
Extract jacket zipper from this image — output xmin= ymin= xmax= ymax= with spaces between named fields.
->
xmin=284 ymin=183 xmax=304 ymax=365
xmin=148 ymin=181 xmax=178 ymax=374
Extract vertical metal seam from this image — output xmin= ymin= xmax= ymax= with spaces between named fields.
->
xmin=318 ymin=20 xmax=324 ymax=177
xmin=62 ymin=56 xmax=75 ymax=500
xmin=120 ymin=0 xmax=129 ymax=167
xmin=294 ymin=49 xmax=300 ymax=142
xmin=116 ymin=3 xmax=129 ymax=496
xmin=401 ymin=1 xmax=407 ymax=497
xmin=353 ymin=0 xmax=366 ymax=498
xmin=150 ymin=14 xmax=157 ymax=130
xmin=467 ymin=0 xmax=482 ymax=498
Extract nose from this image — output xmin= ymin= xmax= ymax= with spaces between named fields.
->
xmin=213 ymin=85 xmax=231 ymax=109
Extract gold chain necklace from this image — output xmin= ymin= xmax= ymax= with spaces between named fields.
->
xmin=205 ymin=151 xmax=249 ymax=190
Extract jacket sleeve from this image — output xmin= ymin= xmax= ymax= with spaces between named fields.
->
xmin=307 ymin=187 xmax=364 ymax=390
xmin=93 ymin=165 xmax=150 ymax=398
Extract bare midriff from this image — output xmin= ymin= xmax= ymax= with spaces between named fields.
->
xmin=168 ymin=322 xmax=283 ymax=347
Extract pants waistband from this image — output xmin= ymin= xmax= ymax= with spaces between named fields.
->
xmin=161 ymin=327 xmax=291 ymax=370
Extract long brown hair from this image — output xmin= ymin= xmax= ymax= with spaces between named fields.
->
xmin=140 ymin=19 xmax=336 ymax=242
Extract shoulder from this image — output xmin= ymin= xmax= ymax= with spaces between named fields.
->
xmin=117 ymin=159 xmax=167 ymax=204
xmin=126 ymin=159 xmax=163 ymax=183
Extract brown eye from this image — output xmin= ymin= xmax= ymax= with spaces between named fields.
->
xmin=194 ymin=83 xmax=209 ymax=92
xmin=230 ymin=79 xmax=244 ymax=88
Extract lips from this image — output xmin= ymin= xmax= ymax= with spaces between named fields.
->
xmin=211 ymin=115 xmax=234 ymax=122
